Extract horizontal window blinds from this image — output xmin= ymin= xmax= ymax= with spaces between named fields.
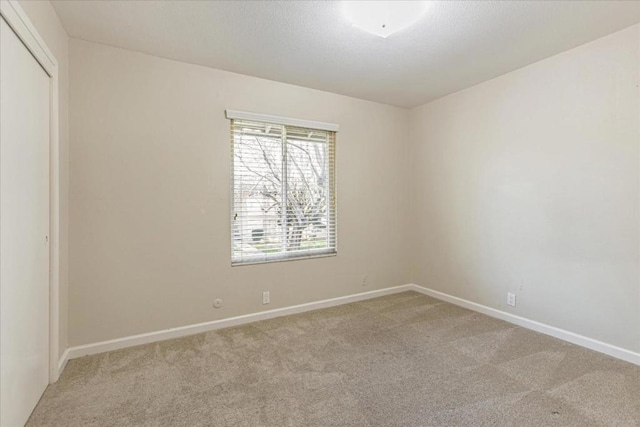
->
xmin=231 ymin=118 xmax=337 ymax=265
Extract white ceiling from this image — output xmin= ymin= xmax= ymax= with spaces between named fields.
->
xmin=51 ymin=1 xmax=640 ymax=108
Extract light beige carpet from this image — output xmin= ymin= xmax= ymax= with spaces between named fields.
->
xmin=28 ymin=291 xmax=640 ymax=426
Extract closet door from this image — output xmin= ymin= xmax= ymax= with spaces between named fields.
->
xmin=0 ymin=15 xmax=51 ymax=427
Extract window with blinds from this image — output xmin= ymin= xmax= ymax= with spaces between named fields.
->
xmin=231 ymin=118 xmax=337 ymax=265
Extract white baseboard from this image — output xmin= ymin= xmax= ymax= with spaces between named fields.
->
xmin=56 ymin=348 xmax=70 ymax=380
xmin=57 ymin=282 xmax=639 ymax=378
xmin=63 ymin=285 xmax=414 ymax=364
xmin=409 ymin=284 xmax=640 ymax=367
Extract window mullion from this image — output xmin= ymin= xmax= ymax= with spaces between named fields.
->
xmin=326 ymin=135 xmax=331 ymax=249
xmin=281 ymin=126 xmax=288 ymax=253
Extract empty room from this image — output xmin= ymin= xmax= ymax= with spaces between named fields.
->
xmin=1 ymin=0 xmax=639 ymax=425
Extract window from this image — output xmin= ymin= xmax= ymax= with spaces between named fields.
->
xmin=229 ymin=113 xmax=337 ymax=265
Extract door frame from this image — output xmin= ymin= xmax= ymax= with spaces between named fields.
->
xmin=0 ymin=0 xmax=61 ymax=383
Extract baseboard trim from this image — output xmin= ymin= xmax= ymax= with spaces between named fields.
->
xmin=56 ymin=348 xmax=70 ymax=380
xmin=58 ymin=282 xmax=639 ymax=374
xmin=409 ymin=284 xmax=640 ymax=366
xmin=64 ymin=284 xmax=414 ymax=363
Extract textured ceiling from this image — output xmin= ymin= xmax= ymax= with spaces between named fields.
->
xmin=51 ymin=1 xmax=640 ymax=108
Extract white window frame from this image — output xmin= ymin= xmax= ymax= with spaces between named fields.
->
xmin=227 ymin=110 xmax=338 ymax=266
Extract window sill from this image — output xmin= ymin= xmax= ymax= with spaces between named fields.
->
xmin=232 ymin=250 xmax=337 ymax=267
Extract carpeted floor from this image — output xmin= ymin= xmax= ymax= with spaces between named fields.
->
xmin=27 ymin=291 xmax=640 ymax=426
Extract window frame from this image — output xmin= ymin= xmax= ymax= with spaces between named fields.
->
xmin=227 ymin=111 xmax=338 ymax=266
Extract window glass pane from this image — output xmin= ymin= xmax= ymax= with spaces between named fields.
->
xmin=232 ymin=123 xmax=284 ymax=260
xmin=286 ymin=130 xmax=329 ymax=253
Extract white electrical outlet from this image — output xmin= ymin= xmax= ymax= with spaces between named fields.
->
xmin=361 ymin=275 xmax=368 ymax=286
xmin=507 ymin=292 xmax=516 ymax=307
xmin=262 ymin=291 xmax=270 ymax=305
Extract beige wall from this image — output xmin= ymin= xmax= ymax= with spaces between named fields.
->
xmin=68 ymin=39 xmax=412 ymax=346
xmin=20 ymin=0 xmax=69 ymax=361
xmin=410 ymin=24 xmax=640 ymax=352
xmin=68 ymin=23 xmax=639 ymax=356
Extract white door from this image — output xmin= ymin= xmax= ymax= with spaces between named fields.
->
xmin=0 ymin=16 xmax=51 ymax=427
